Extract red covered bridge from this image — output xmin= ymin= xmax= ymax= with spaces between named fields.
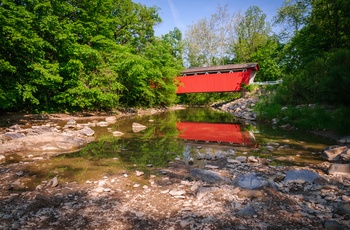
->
xmin=176 ymin=63 xmax=259 ymax=94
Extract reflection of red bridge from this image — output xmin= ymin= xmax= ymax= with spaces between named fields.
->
xmin=176 ymin=122 xmax=255 ymax=146
xmin=176 ymin=63 xmax=259 ymax=94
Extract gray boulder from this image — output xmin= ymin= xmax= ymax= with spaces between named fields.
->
xmin=233 ymin=173 xmax=265 ymax=189
xmin=338 ymin=136 xmax=350 ymax=144
xmin=190 ymin=168 xmax=230 ymax=184
xmin=328 ymin=164 xmax=350 ymax=177
xmin=323 ymin=145 xmax=348 ymax=161
xmin=284 ymin=169 xmax=320 ymax=184
xmin=0 ymin=133 xmax=86 ymax=155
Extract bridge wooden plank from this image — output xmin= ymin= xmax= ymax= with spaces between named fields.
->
xmin=176 ymin=70 xmax=251 ymax=94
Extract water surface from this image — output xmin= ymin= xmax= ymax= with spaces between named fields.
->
xmin=17 ymin=108 xmax=335 ymax=187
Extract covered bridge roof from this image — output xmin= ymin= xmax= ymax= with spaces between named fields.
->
xmin=181 ymin=63 xmax=259 ymax=76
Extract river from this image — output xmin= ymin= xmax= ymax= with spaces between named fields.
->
xmin=19 ymin=107 xmax=334 ymax=187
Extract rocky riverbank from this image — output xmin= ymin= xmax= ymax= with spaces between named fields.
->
xmin=1 ymin=146 xmax=350 ymax=229
xmin=1 ymin=105 xmax=350 ymax=229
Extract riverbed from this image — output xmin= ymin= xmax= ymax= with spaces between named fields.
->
xmin=1 ymin=107 xmax=349 ymax=229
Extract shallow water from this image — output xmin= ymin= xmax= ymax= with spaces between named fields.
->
xmin=8 ymin=108 xmax=335 ymax=187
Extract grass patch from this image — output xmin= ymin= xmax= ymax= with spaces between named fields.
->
xmin=256 ymin=97 xmax=350 ymax=135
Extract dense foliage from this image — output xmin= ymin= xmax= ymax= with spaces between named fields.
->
xmin=259 ymin=0 xmax=350 ymax=133
xmin=274 ymin=0 xmax=350 ymax=106
xmin=0 ymin=0 xmax=183 ymax=112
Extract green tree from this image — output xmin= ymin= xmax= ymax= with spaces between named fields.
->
xmin=183 ymin=4 xmax=235 ymax=67
xmin=232 ymin=6 xmax=282 ymax=81
xmin=233 ymin=6 xmax=271 ymax=63
xmin=274 ymin=0 xmax=311 ymax=40
xmin=0 ymin=0 xmax=181 ymax=112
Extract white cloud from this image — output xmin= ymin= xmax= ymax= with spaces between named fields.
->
xmin=166 ymin=0 xmax=185 ymax=30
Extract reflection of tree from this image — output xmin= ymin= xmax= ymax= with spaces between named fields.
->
xmin=127 ymin=111 xmax=183 ymax=166
xmin=176 ymin=108 xmax=236 ymax=123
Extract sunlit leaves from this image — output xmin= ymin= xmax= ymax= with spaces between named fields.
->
xmin=0 ymin=0 xmax=182 ymax=112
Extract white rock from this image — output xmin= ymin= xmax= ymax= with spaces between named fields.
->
xmin=236 ymin=156 xmax=247 ymax=163
xmin=132 ymin=123 xmax=147 ymax=132
xmin=105 ymin=116 xmax=116 ymax=124
xmin=0 ymin=155 xmax=5 ymax=163
xmin=136 ymin=171 xmax=144 ymax=177
xmin=97 ymin=121 xmax=109 ymax=127
xmin=227 ymin=158 xmax=240 ymax=164
xmin=113 ymin=131 xmax=124 ymax=137
xmin=169 ymin=189 xmax=186 ymax=196
xmin=94 ymin=187 xmax=104 ymax=193
xmin=135 ymin=211 xmax=145 ymax=217
xmin=204 ymin=165 xmax=219 ymax=169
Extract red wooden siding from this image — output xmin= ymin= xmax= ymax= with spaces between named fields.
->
xmin=176 ymin=122 xmax=253 ymax=145
xmin=176 ymin=69 xmax=252 ymax=94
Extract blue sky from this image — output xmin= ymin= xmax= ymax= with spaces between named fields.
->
xmin=133 ymin=0 xmax=285 ymax=36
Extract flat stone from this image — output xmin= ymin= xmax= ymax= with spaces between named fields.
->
xmin=233 ymin=173 xmax=265 ymax=189
xmin=284 ymin=170 xmax=320 ymax=184
xmin=328 ymin=164 xmax=350 ymax=176
xmin=112 ymin=131 xmax=124 ymax=137
xmin=227 ymin=158 xmax=240 ymax=164
xmin=204 ymin=165 xmax=219 ymax=169
xmin=190 ymin=168 xmax=230 ymax=184
xmin=94 ymin=187 xmax=104 ymax=193
xmin=79 ymin=126 xmax=95 ymax=137
xmin=169 ymin=189 xmax=186 ymax=196
xmin=105 ymin=116 xmax=117 ymax=124
xmin=3 ymin=132 xmax=25 ymax=139
xmin=1 ymin=133 xmax=86 ymax=154
xmin=132 ymin=123 xmax=147 ymax=132
xmin=136 ymin=171 xmax=144 ymax=177
xmin=97 ymin=121 xmax=109 ymax=127
xmin=134 ymin=211 xmax=145 ymax=217
xmin=237 ymin=206 xmax=257 ymax=217
xmin=323 ymin=146 xmax=348 ymax=161
xmin=235 ymin=156 xmax=247 ymax=163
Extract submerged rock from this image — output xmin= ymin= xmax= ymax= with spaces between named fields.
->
xmin=112 ymin=131 xmax=124 ymax=137
xmin=132 ymin=122 xmax=147 ymax=132
xmin=105 ymin=116 xmax=117 ymax=124
xmin=79 ymin=126 xmax=95 ymax=137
